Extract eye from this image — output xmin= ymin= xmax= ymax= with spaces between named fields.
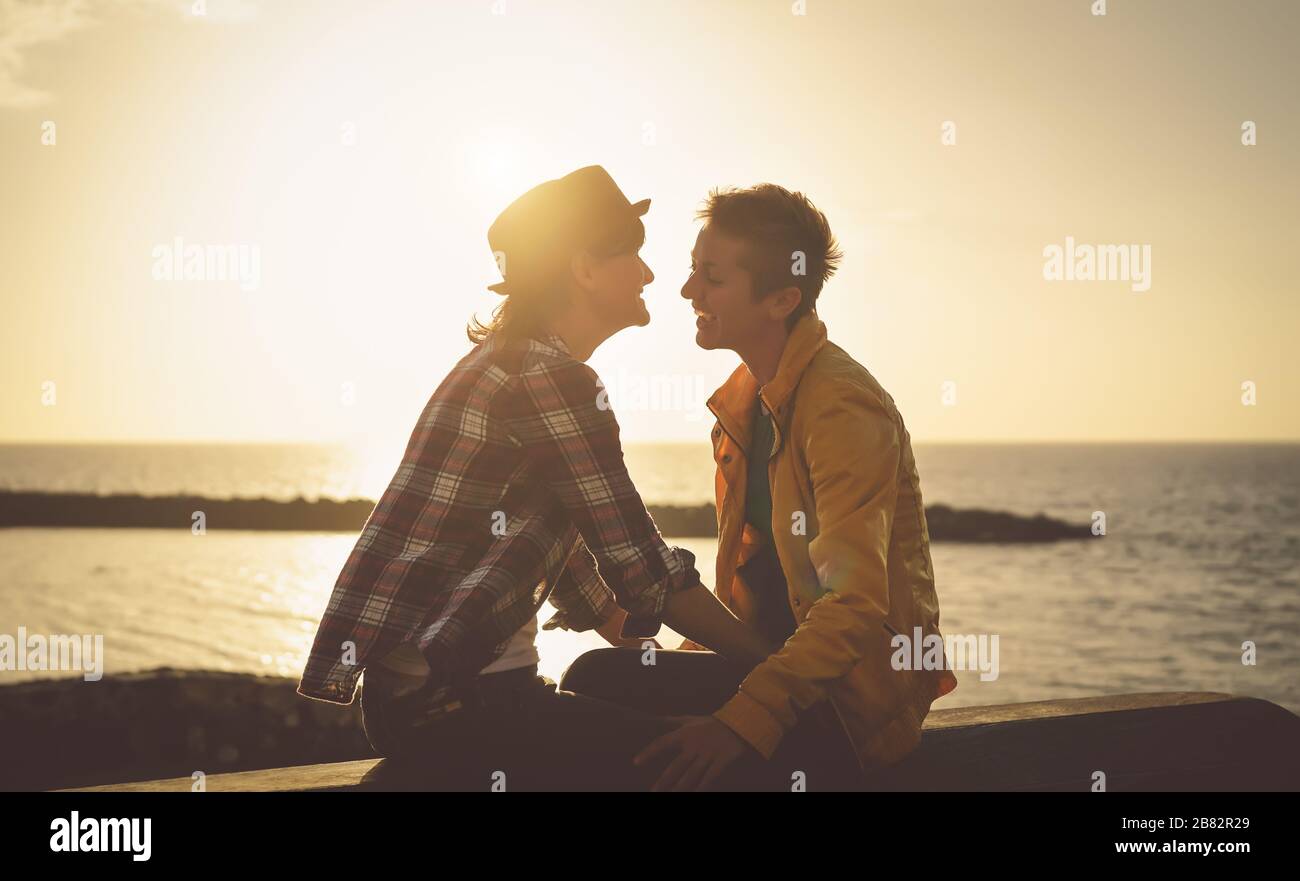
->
xmin=689 ymin=261 xmax=720 ymax=285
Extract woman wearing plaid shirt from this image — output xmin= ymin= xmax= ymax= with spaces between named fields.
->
xmin=297 ymin=167 xmax=774 ymax=791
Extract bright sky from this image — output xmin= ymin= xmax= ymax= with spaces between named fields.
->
xmin=2 ymin=0 xmax=1297 ymax=452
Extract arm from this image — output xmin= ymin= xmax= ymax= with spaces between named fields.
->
xmin=661 ymin=583 xmax=769 ymax=669
xmin=544 ymin=532 xmax=665 ymax=649
xmin=548 ymin=521 xmax=764 ymax=659
xmin=573 ymin=555 xmax=767 ymax=660
xmin=711 ymin=384 xmax=901 ymax=759
xmin=508 ymin=357 xmax=767 ymax=666
xmin=544 ymin=534 xmax=623 ymax=635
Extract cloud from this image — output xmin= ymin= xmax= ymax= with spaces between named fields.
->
xmin=0 ymin=0 xmax=258 ymax=108
xmin=0 ymin=0 xmax=94 ymax=107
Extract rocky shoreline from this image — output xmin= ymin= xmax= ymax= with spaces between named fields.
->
xmin=0 ymin=492 xmax=1090 ymax=541
xmin=1 ymin=669 xmax=371 ymax=791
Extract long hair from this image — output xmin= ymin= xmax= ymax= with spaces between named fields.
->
xmin=467 ymin=216 xmax=647 ymax=345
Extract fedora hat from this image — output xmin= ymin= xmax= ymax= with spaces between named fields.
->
xmin=487 ymin=165 xmax=650 ymax=295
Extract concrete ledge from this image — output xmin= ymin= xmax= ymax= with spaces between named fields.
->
xmin=58 ymin=692 xmax=1300 ymax=792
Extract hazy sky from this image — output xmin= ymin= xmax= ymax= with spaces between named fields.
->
xmin=2 ymin=0 xmax=1296 ymax=452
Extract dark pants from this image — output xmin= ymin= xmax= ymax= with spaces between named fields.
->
xmin=360 ymin=663 xmax=674 ymax=791
xmin=559 ymin=647 xmax=864 ymax=791
xmin=361 ymin=648 xmax=864 ymax=792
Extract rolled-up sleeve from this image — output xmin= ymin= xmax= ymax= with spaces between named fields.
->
xmin=506 ymin=358 xmax=700 ymax=637
xmin=543 ymin=536 xmax=618 ymax=632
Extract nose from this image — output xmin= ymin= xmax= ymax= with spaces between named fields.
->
xmin=640 ymin=257 xmax=655 ymax=286
xmin=680 ymin=271 xmax=696 ymax=301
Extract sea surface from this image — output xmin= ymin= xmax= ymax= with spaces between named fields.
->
xmin=1 ymin=442 xmax=1297 ymax=713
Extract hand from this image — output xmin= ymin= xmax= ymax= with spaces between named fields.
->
xmin=633 ymin=715 xmax=755 ymax=791
xmin=595 ymin=608 xmax=663 ymax=650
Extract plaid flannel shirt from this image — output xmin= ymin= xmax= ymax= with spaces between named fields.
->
xmin=298 ymin=331 xmax=700 ymax=704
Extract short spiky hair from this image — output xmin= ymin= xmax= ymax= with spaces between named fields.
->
xmin=697 ymin=184 xmax=842 ymax=329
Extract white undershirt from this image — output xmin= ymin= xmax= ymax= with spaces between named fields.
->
xmin=376 ymin=614 xmax=539 ymax=678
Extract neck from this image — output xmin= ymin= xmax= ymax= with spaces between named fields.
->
xmin=737 ymin=323 xmax=790 ymax=387
xmin=547 ymin=309 xmax=616 ymax=362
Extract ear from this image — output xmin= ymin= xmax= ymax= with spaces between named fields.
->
xmin=568 ymin=250 xmax=598 ymax=293
xmin=766 ymin=285 xmax=803 ymax=322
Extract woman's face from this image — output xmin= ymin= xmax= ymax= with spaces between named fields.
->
xmin=681 ymin=225 xmax=771 ymax=353
xmin=584 ymin=248 xmax=655 ymax=330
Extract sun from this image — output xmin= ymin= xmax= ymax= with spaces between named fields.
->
xmin=458 ymin=133 xmax=538 ymax=207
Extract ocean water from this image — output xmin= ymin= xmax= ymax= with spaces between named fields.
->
xmin=0 ymin=442 xmax=1296 ymax=713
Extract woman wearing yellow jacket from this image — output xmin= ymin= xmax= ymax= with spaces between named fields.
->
xmin=561 ymin=183 xmax=958 ymax=791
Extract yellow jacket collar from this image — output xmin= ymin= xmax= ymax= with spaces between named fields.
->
xmin=707 ymin=312 xmax=829 ymax=444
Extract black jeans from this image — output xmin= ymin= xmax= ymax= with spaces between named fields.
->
xmin=559 ymin=647 xmax=864 ymax=791
xmin=360 ymin=663 xmax=676 ymax=791
xmin=360 ymin=648 xmax=864 ymax=791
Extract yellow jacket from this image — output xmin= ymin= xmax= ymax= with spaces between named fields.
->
xmin=698 ymin=312 xmax=958 ymax=772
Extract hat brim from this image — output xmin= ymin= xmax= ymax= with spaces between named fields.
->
xmin=489 ymin=198 xmax=650 ymax=294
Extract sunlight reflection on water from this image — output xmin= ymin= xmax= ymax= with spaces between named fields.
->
xmin=1 ymin=527 xmax=1296 ymax=714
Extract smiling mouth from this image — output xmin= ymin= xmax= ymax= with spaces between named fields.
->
xmin=694 ymin=307 xmax=716 ymax=326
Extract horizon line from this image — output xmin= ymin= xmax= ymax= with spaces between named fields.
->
xmin=2 ymin=437 xmax=1298 ymax=447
